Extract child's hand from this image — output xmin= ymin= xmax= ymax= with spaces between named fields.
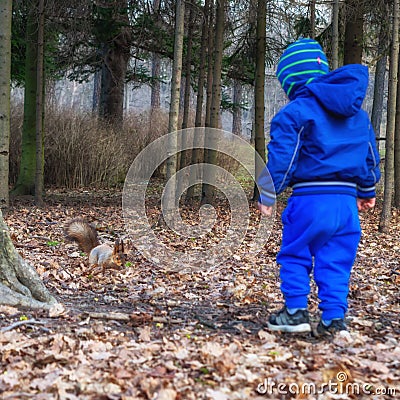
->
xmin=357 ymin=197 xmax=376 ymax=212
xmin=258 ymin=202 xmax=274 ymax=217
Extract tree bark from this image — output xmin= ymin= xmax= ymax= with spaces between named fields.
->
xmin=92 ymin=69 xmax=101 ymax=114
xmin=395 ymin=62 xmax=400 ymax=208
xmin=35 ymin=0 xmax=45 ymax=206
xmin=204 ymin=1 xmax=215 ymax=129
xmin=253 ymin=0 xmax=266 ymax=201
xmin=164 ymin=0 xmax=185 ymax=219
xmin=372 ymin=19 xmax=389 ymax=152
xmin=11 ymin=6 xmax=38 ymax=197
xmin=98 ymin=1 xmax=131 ymax=128
xmin=380 ymin=0 xmax=399 ymax=232
xmin=181 ymin=4 xmax=194 ymax=132
xmin=0 ymin=0 xmax=12 ymax=210
xmin=150 ymin=0 xmax=161 ymax=110
xmin=232 ymin=80 xmax=242 ymax=136
xmin=343 ymin=0 xmax=364 ymax=64
xmin=177 ymin=4 xmax=195 ymax=199
xmin=202 ymin=0 xmax=225 ymax=205
xmin=186 ymin=0 xmax=211 ymax=203
xmin=309 ymin=0 xmax=316 ymax=39
xmin=151 ymin=53 xmax=161 ymax=110
xmin=201 ymin=0 xmax=215 ymax=203
xmin=331 ymin=0 xmax=340 ymax=69
xmin=0 ymin=210 xmax=57 ymax=308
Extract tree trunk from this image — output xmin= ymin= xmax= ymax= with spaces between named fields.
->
xmin=309 ymin=0 xmax=316 ymax=39
xmin=186 ymin=0 xmax=210 ymax=203
xmin=204 ymin=1 xmax=215 ymax=129
xmin=201 ymin=1 xmax=215 ymax=203
xmin=379 ymin=0 xmax=399 ymax=232
xmin=164 ymin=0 xmax=185 ymax=221
xmin=0 ymin=0 xmax=12 ymax=210
xmin=0 ymin=210 xmax=57 ymax=308
xmin=177 ymin=4 xmax=195 ymax=199
xmin=92 ymin=69 xmax=101 ymax=114
xmin=98 ymin=1 xmax=131 ymax=128
xmin=181 ymin=4 xmax=194 ymax=132
xmin=151 ymin=53 xmax=161 ymax=110
xmin=202 ymin=0 xmax=225 ymax=205
xmin=35 ymin=0 xmax=45 ymax=206
xmin=209 ymin=0 xmax=224 ymax=131
xmin=11 ymin=7 xmax=38 ymax=197
xmin=331 ymin=0 xmax=340 ymax=69
xmin=395 ymin=61 xmax=400 ymax=208
xmin=150 ymin=0 xmax=161 ymax=110
xmin=253 ymin=0 xmax=266 ymax=201
xmin=372 ymin=20 xmax=389 ymax=152
xmin=343 ymin=0 xmax=364 ymax=64
xmin=232 ymin=80 xmax=242 ymax=136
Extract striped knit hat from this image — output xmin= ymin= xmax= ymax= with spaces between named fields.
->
xmin=276 ymin=38 xmax=329 ymax=99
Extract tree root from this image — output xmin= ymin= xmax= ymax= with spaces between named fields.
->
xmin=0 ymin=210 xmax=58 ymax=309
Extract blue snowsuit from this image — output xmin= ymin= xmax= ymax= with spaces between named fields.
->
xmin=258 ymin=43 xmax=381 ymax=321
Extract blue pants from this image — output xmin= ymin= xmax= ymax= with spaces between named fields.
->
xmin=277 ymin=194 xmax=361 ymax=320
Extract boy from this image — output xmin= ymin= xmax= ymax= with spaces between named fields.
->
xmin=257 ymin=38 xmax=381 ymax=335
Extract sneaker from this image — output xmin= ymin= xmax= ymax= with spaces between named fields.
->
xmin=267 ymin=307 xmax=311 ymax=333
xmin=316 ymin=318 xmax=347 ymax=336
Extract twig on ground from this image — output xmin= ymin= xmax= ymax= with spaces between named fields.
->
xmin=1 ymin=319 xmax=45 ymax=333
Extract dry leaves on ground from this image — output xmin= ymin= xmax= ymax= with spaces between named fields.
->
xmin=0 ymin=189 xmax=399 ymax=399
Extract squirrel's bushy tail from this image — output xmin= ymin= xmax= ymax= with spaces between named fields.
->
xmin=64 ymin=218 xmax=100 ymax=254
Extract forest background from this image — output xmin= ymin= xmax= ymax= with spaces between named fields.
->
xmin=0 ymin=0 xmax=399 ymax=399
xmin=1 ymin=0 xmax=399 ymax=219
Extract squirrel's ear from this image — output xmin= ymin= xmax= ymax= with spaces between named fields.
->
xmin=114 ymin=238 xmax=125 ymax=253
xmin=122 ymin=238 xmax=132 ymax=251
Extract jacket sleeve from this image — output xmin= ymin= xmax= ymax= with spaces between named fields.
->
xmin=356 ymin=123 xmax=381 ymax=199
xmin=257 ymin=107 xmax=303 ymax=205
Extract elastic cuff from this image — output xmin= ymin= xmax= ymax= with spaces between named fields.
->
xmin=357 ymin=186 xmax=376 ymax=199
xmin=259 ymin=191 xmax=276 ymax=206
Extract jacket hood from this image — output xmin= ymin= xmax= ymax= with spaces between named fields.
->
xmin=301 ymin=64 xmax=369 ymax=117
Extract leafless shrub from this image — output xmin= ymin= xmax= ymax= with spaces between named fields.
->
xmin=9 ymin=103 xmax=169 ymax=188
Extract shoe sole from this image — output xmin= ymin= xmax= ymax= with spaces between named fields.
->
xmin=267 ymin=322 xmax=311 ymax=333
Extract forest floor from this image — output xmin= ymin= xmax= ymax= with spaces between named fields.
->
xmin=0 ymin=188 xmax=399 ymax=400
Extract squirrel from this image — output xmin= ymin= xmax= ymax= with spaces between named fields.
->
xmin=64 ymin=218 xmax=127 ymax=273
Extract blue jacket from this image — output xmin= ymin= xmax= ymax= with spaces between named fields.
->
xmin=258 ymin=64 xmax=381 ymax=206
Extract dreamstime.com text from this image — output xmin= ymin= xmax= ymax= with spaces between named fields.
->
xmin=256 ymin=373 xmax=397 ymax=396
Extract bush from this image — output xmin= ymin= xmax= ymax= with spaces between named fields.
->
xmin=9 ymin=103 xmax=169 ymax=188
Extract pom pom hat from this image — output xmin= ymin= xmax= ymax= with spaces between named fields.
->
xmin=276 ymin=38 xmax=329 ymax=99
